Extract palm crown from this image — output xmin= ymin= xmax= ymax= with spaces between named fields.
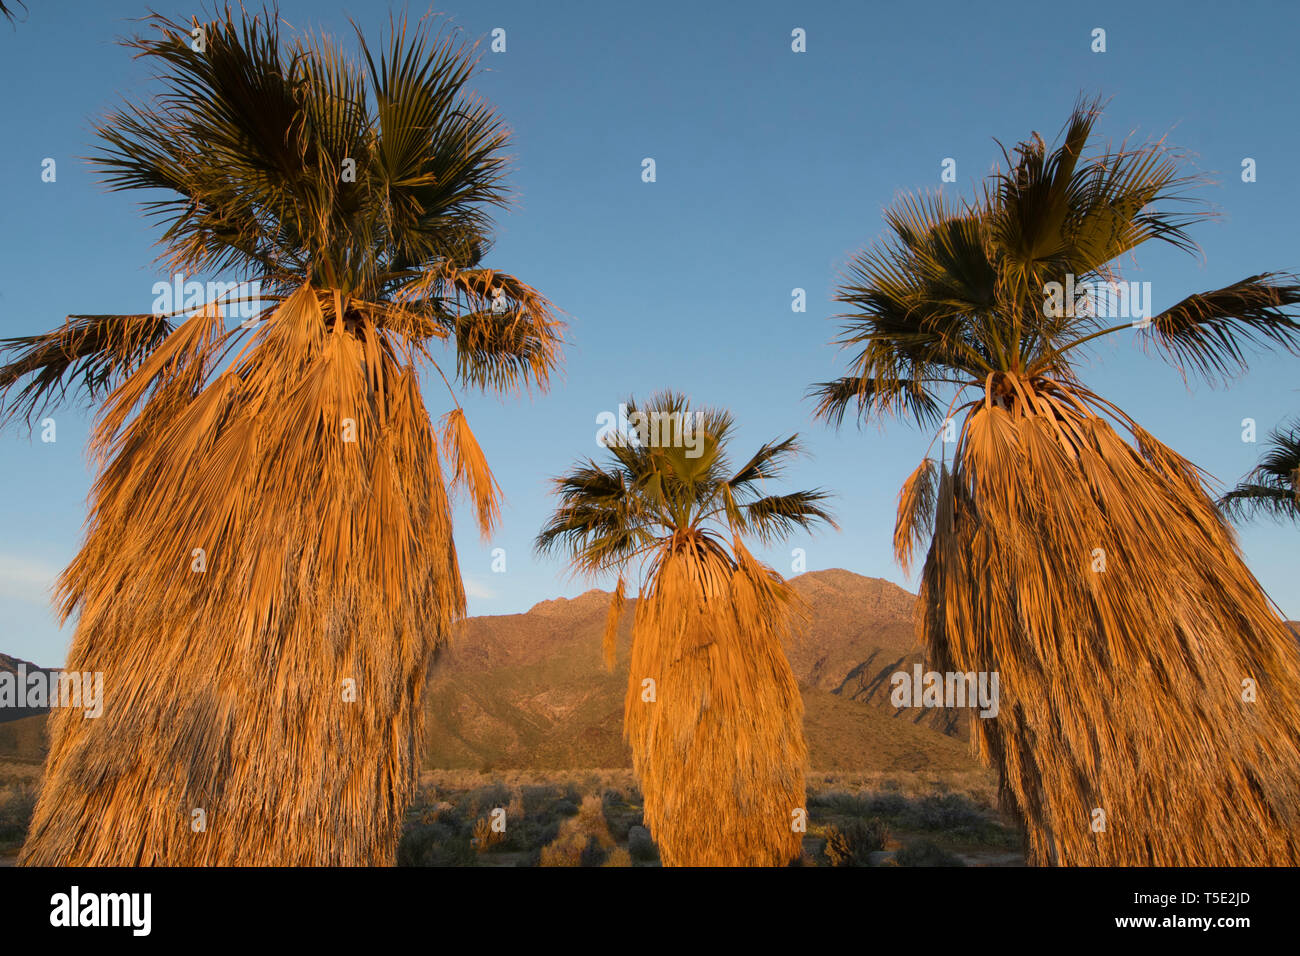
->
xmin=813 ymin=99 xmax=1299 ymax=432
xmin=536 ymin=392 xmax=835 ymax=577
xmin=0 ymin=10 xmax=561 ymax=530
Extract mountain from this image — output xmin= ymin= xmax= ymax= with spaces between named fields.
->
xmin=0 ymin=570 xmax=985 ymax=773
xmin=422 ymin=568 xmax=975 ymax=772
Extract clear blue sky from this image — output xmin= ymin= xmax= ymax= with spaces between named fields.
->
xmin=1 ymin=0 xmax=1297 ymax=667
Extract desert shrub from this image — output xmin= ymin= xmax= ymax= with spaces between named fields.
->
xmin=501 ymin=816 xmax=560 ymax=853
xmin=579 ymin=835 xmax=607 ymax=867
xmin=397 ymin=820 xmax=476 ymax=867
xmin=540 ymin=795 xmax=617 ymax=866
xmin=521 ymin=785 xmax=561 ymax=814
xmin=823 ymin=818 xmax=888 ymax=866
xmin=553 ymin=798 xmax=579 ymax=817
xmin=427 ymin=834 xmax=477 ymax=867
xmin=903 ymin=793 xmax=993 ymax=838
xmin=600 ymin=790 xmax=643 ymax=842
xmin=539 ymin=839 xmax=582 ymax=867
xmin=809 ymin=790 xmax=873 ymax=817
xmin=627 ymin=825 xmax=659 ymax=862
xmin=866 ymin=792 xmax=909 ymax=817
xmin=896 ymin=839 xmax=965 ymax=867
xmin=472 ymin=815 xmax=505 ymax=853
xmin=0 ymin=785 xmax=36 ymax=847
xmin=465 ymin=783 xmax=511 ymax=819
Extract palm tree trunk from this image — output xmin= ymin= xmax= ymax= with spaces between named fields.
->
xmin=624 ymin=546 xmax=807 ymax=866
xmin=21 ymin=290 xmax=464 ymax=865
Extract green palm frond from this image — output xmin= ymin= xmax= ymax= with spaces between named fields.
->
xmin=1218 ymin=419 xmax=1300 ymax=523
xmin=810 ymin=375 xmax=946 ymax=430
xmin=737 ymin=490 xmax=838 ymax=546
xmin=537 ymin=391 xmax=835 ymax=578
xmin=1141 ymin=275 xmax=1300 ymax=383
xmin=0 ymin=1 xmax=27 ymax=24
xmin=1 ymin=7 xmax=563 ymax=434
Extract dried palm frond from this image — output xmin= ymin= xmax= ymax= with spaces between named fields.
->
xmin=440 ymin=407 xmax=503 ymax=538
xmin=919 ymin=384 xmax=1300 ymax=865
xmin=21 ymin=287 xmax=465 ymax=865
xmin=0 ymin=313 xmax=175 ymax=428
xmin=626 ymin=538 xmax=807 ymax=867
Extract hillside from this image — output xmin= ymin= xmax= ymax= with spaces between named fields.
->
xmin=1 ymin=570 xmax=986 ymax=773
xmin=422 ymin=568 xmax=974 ymax=772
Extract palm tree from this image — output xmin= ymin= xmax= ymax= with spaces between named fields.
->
xmin=812 ymin=98 xmax=1300 ymax=866
xmin=536 ymin=392 xmax=835 ymax=866
xmin=0 ymin=10 xmax=561 ymax=865
xmin=1219 ymin=418 xmax=1300 ymax=523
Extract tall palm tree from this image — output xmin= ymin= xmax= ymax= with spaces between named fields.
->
xmin=536 ymin=392 xmax=835 ymax=866
xmin=0 ymin=10 xmax=561 ymax=865
xmin=1219 ymin=418 xmax=1300 ymax=523
xmin=812 ymin=99 xmax=1300 ymax=866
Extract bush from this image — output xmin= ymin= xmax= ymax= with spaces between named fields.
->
xmin=896 ymin=839 xmax=965 ymax=867
xmin=472 ymin=815 xmax=505 ymax=853
xmin=579 ymin=835 xmax=607 ymax=867
xmin=627 ymin=825 xmax=659 ymax=862
xmin=601 ymin=790 xmax=643 ymax=842
xmin=397 ymin=821 xmax=477 ymax=867
xmin=465 ymin=783 xmax=512 ymax=819
xmin=903 ymin=793 xmax=992 ymax=838
xmin=521 ymin=785 xmax=561 ymax=815
xmin=823 ymin=818 xmax=888 ymax=867
xmin=866 ymin=792 xmax=909 ymax=817
xmin=0 ymin=786 xmax=37 ymax=848
xmin=501 ymin=816 xmax=560 ymax=853
xmin=809 ymin=790 xmax=873 ymax=817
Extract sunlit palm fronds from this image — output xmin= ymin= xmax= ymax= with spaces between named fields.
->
xmin=537 ymin=392 xmax=836 ymax=865
xmin=11 ymin=7 xmax=561 ymax=866
xmin=816 ymin=98 xmax=1300 ymax=865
